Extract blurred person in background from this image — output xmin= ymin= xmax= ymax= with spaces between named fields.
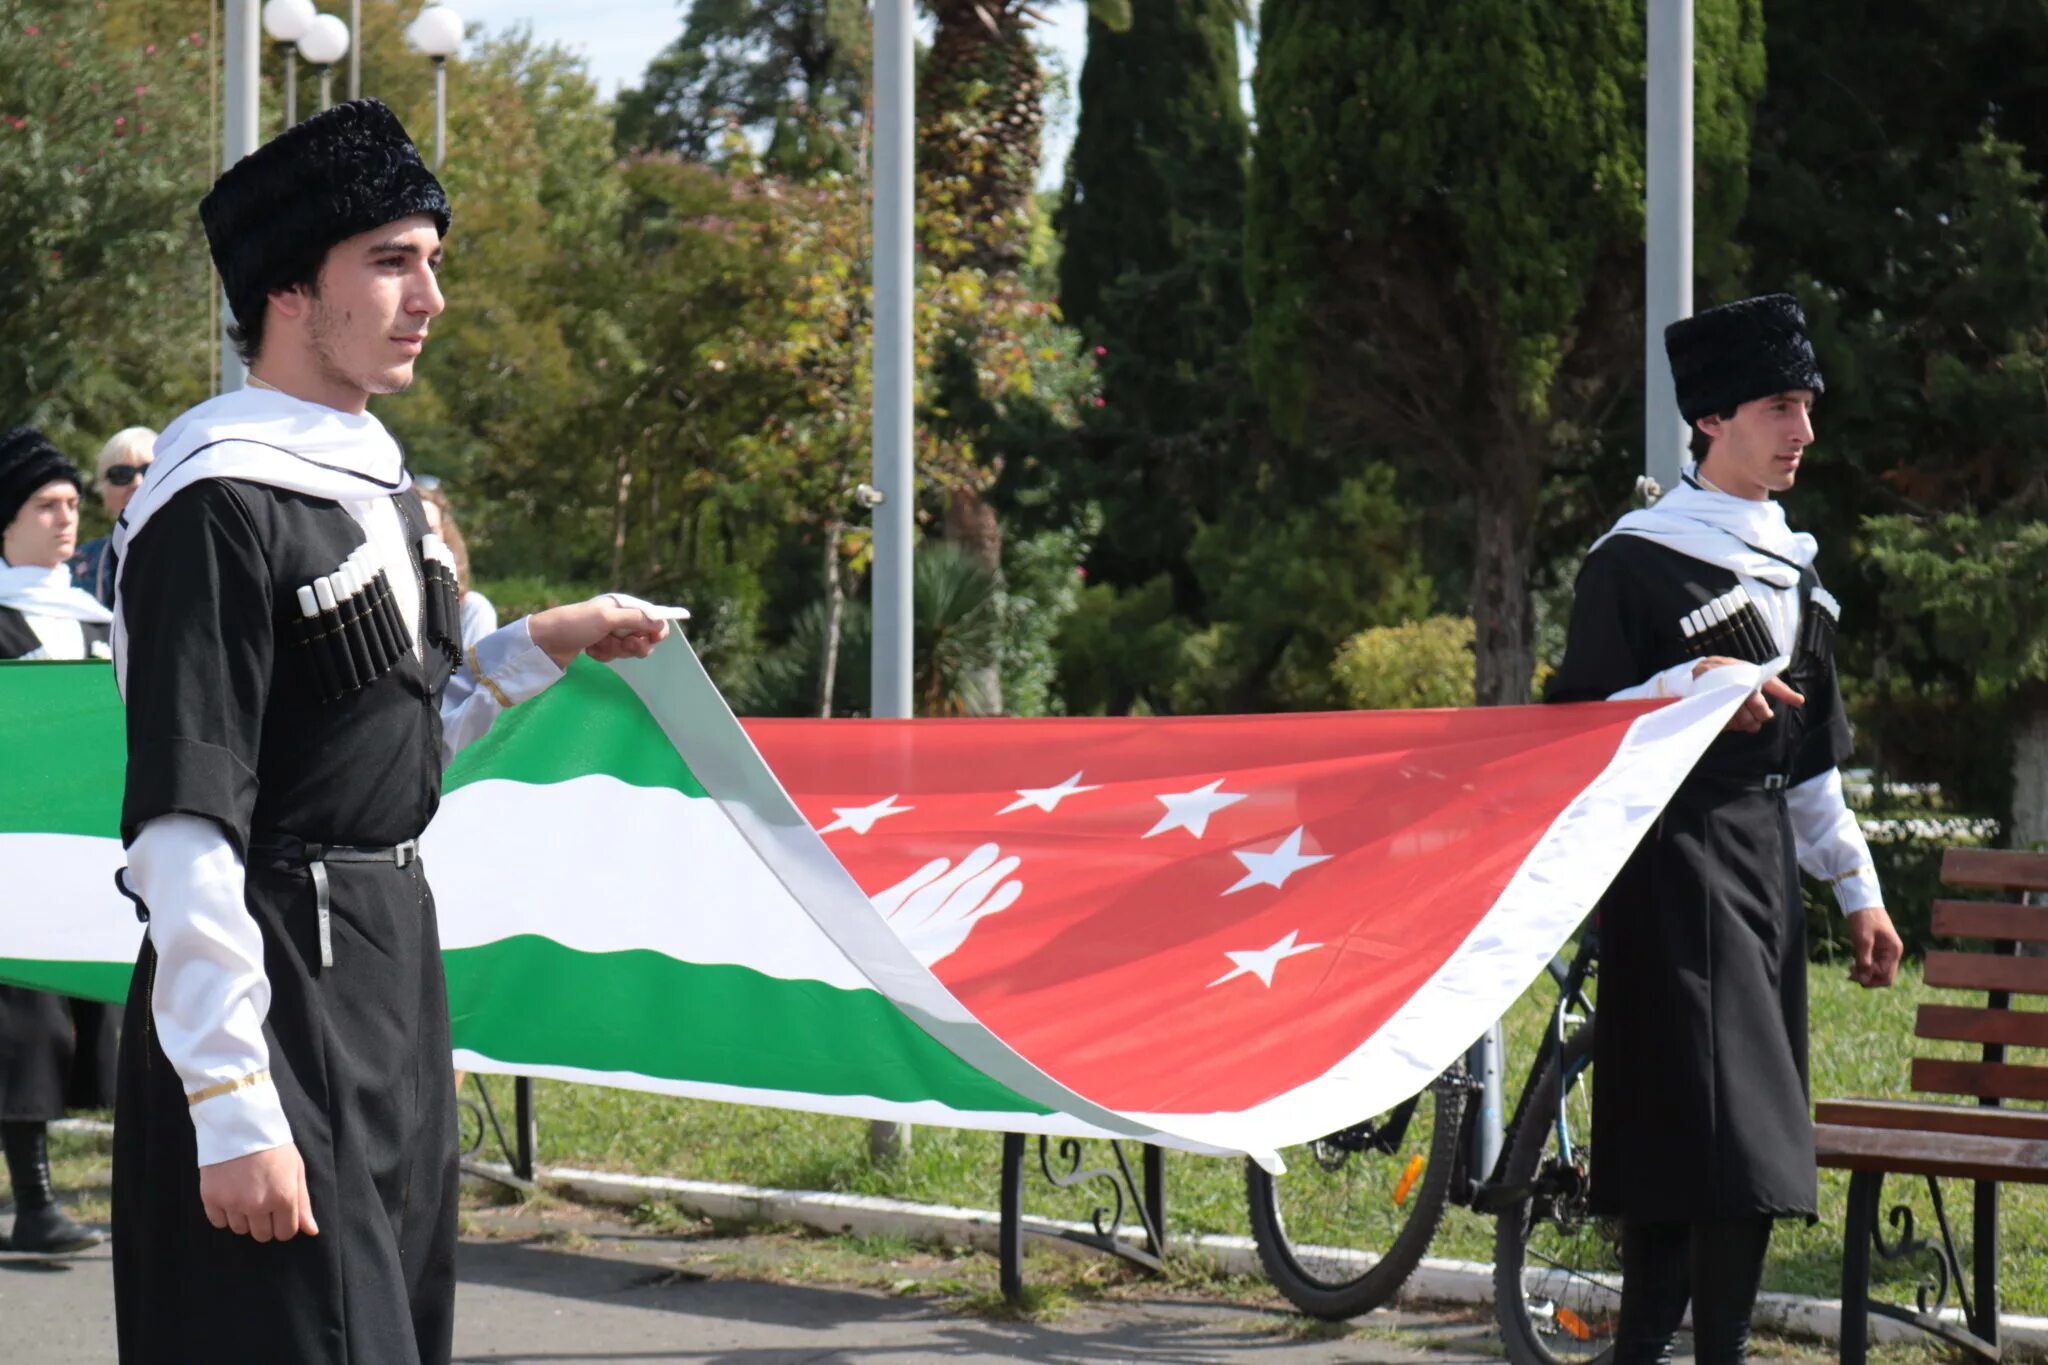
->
xmin=0 ymin=425 xmax=117 ymax=1253
xmin=71 ymin=427 xmax=157 ymax=608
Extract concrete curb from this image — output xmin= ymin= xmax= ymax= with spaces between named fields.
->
xmin=519 ymin=1161 xmax=2048 ymax=1355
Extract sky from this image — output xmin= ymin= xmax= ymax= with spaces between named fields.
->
xmin=456 ymin=0 xmax=1093 ymax=187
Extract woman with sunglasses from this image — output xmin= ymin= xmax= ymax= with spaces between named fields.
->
xmin=70 ymin=426 xmax=156 ymax=607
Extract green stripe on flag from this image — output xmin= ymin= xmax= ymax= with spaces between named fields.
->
xmin=444 ymin=935 xmax=1048 ymax=1114
xmin=444 ymin=658 xmax=707 ymax=796
xmin=0 ymin=957 xmax=132 ymax=1005
xmin=0 ymin=662 xmax=124 ymax=838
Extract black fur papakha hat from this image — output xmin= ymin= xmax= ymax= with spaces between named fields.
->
xmin=200 ymin=99 xmax=450 ymax=333
xmin=0 ymin=427 xmax=82 ymax=534
xmin=1663 ymin=293 xmax=1825 ymax=425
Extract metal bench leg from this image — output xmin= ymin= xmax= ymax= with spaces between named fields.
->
xmin=1840 ymin=1170 xmax=1882 ymax=1365
xmin=1143 ymin=1144 xmax=1166 ymax=1259
xmin=1972 ymin=1179 xmax=2000 ymax=1349
xmin=1000 ymin=1133 xmax=1026 ymax=1305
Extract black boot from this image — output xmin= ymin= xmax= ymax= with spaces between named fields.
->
xmin=3 ymin=1120 xmax=102 ymax=1254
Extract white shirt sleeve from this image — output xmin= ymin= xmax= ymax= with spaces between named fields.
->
xmin=126 ymin=813 xmax=295 ymax=1167
xmin=1786 ymin=767 xmax=1884 ymax=913
xmin=439 ymin=615 xmax=564 ymax=766
xmin=1605 ymin=661 xmax=1700 ymax=703
xmin=459 ymin=590 xmax=499 ymax=649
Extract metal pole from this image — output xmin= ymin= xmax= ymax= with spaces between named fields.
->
xmin=347 ymin=0 xmax=360 ymax=100
xmin=220 ymin=0 xmax=260 ymax=393
xmin=433 ymin=58 xmax=447 ymax=169
xmin=282 ymin=46 xmax=297 ymax=129
xmin=1645 ymin=0 xmax=1694 ymax=493
xmin=320 ymin=65 xmax=333 ymax=111
xmin=867 ymin=0 xmax=915 ymax=1168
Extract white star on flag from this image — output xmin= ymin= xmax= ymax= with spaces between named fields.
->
xmin=818 ymin=795 xmax=914 ymax=835
xmin=1223 ymin=826 xmax=1331 ymax=895
xmin=1208 ymin=930 xmax=1324 ymax=988
xmin=997 ymin=771 xmax=1101 ymax=815
xmin=1143 ymin=778 xmax=1246 ymax=840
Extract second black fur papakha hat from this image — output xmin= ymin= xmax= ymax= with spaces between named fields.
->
xmin=0 ymin=426 xmax=83 ymax=533
xmin=200 ymin=99 xmax=450 ymax=332
xmin=1663 ymin=293 xmax=1825 ymax=424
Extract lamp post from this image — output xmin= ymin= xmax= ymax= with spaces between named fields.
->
xmin=221 ymin=0 xmax=262 ymax=391
xmin=1645 ymin=0 xmax=1694 ymax=496
xmin=348 ymin=0 xmax=361 ymax=100
xmin=867 ymin=0 xmax=915 ymax=1169
xmin=298 ymin=13 xmax=350 ymax=111
xmin=261 ymin=0 xmax=315 ymax=130
xmin=406 ymin=5 xmax=464 ymax=169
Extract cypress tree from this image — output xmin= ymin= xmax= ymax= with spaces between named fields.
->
xmin=1244 ymin=0 xmax=1764 ymax=705
xmin=1053 ymin=0 xmax=1251 ymax=593
xmin=1738 ymin=1 xmax=2048 ymax=833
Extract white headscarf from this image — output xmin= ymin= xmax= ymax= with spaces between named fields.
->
xmin=110 ymin=385 xmax=414 ymax=684
xmin=0 ymin=559 xmax=114 ymax=624
xmin=1591 ymin=471 xmax=1816 ymax=588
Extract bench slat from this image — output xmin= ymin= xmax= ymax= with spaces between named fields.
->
xmin=1816 ymin=1098 xmax=2048 ymax=1142
xmin=1923 ymin=950 xmax=2048 ymax=997
xmin=1913 ymin=1057 xmax=2048 ymax=1102
xmin=1815 ymin=1122 xmax=2048 ymax=1183
xmin=1932 ymin=899 xmax=2048 ymax=944
xmin=1942 ymin=847 xmax=2048 ymax=892
xmin=1914 ymin=1003 xmax=2048 ymax=1048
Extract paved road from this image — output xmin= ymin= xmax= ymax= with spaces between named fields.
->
xmin=3 ymin=1210 xmax=1508 ymax=1364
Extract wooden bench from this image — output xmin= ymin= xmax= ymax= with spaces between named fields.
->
xmin=1815 ymin=847 xmax=2048 ymax=1362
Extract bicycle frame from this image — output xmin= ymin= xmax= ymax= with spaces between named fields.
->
xmin=1454 ymin=931 xmax=1599 ymax=1212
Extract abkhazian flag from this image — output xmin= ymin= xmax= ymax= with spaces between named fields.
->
xmin=0 ymin=642 xmax=1762 ymax=1162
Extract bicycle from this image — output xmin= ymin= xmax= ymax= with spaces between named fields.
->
xmin=1245 ymin=929 xmax=1619 ymax=1363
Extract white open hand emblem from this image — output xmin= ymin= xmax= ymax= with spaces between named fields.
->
xmin=871 ymin=843 xmax=1023 ymax=967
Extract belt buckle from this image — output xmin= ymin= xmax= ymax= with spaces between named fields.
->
xmin=394 ymin=841 xmax=417 ymax=868
xmin=1762 ymin=773 xmax=1788 ymax=791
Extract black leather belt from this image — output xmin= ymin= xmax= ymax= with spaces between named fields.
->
xmin=249 ymin=834 xmax=421 ymax=968
xmin=1686 ymin=770 xmax=1793 ymax=794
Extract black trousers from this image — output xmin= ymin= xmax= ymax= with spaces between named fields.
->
xmin=1614 ymin=1217 xmax=1774 ymax=1365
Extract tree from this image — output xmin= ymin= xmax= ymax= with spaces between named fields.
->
xmin=1245 ymin=0 xmax=1764 ymax=706
xmin=0 ymin=0 xmax=216 ymax=447
xmin=1735 ymin=0 xmax=2048 ymax=838
xmin=1051 ymin=0 xmax=1250 ymax=594
xmin=612 ymin=0 xmax=868 ymax=174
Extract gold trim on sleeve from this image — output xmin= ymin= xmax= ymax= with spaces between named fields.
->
xmin=1831 ymin=866 xmax=1875 ymax=885
xmin=187 ymin=1071 xmax=272 ymax=1107
xmin=467 ymin=645 xmax=515 ymax=708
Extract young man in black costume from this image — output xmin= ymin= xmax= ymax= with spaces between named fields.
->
xmin=0 ymin=426 xmax=116 ymax=1254
xmin=1549 ymin=294 xmax=1905 ymax=1363
xmin=109 ymin=100 xmax=671 ymax=1363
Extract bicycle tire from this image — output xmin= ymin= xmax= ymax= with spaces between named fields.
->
xmin=1246 ymin=1074 xmax=1468 ymax=1320
xmin=1493 ymin=1026 xmax=1617 ymax=1365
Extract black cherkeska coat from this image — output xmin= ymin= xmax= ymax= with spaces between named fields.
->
xmin=1548 ymin=531 xmax=1851 ymax=1223
xmin=112 ymin=479 xmax=465 ymax=1365
xmin=0 ymin=607 xmax=119 ymax=1121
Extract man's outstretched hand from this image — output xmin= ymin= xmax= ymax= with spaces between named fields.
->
xmin=1692 ymin=656 xmax=1804 ymax=733
xmin=529 ymin=595 xmax=678 ymax=668
xmin=199 ymin=1142 xmax=318 ymax=1243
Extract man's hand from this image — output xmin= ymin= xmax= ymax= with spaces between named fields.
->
xmin=1692 ymin=656 xmax=1804 ymax=733
xmin=1845 ymin=906 xmax=1904 ymax=989
xmin=528 ymin=595 xmax=675 ymax=669
xmin=199 ymin=1143 xmax=318 ymax=1243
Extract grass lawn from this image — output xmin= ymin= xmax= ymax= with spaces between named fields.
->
xmin=515 ymin=952 xmax=2048 ymax=1318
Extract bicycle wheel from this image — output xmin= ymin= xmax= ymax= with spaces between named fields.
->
xmin=1493 ymin=1026 xmax=1618 ymax=1365
xmin=1246 ymin=1068 xmax=1468 ymax=1320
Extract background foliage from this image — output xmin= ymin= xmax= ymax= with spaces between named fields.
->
xmin=6 ymin=0 xmax=2043 ymax=938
